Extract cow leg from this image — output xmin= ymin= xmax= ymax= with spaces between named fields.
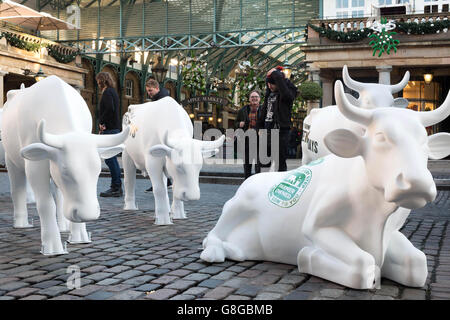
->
xmin=68 ymin=222 xmax=91 ymax=244
xmin=146 ymin=158 xmax=172 ymax=225
xmin=381 ymin=231 xmax=427 ymax=287
xmin=201 ymin=194 xmax=253 ymax=262
xmin=50 ymin=180 xmax=69 ymax=232
xmin=6 ymin=155 xmax=32 ymax=228
xmin=123 ymin=149 xmax=138 ymax=210
xmin=25 ymin=161 xmax=66 ymax=255
xmin=171 ymin=198 xmax=186 ymax=219
xmin=298 ymin=227 xmax=378 ymax=289
xmin=26 ymin=180 xmax=35 ymax=204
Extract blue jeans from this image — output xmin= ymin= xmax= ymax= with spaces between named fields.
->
xmin=103 ymin=129 xmax=122 ymax=189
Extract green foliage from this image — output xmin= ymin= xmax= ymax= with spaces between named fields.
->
xmin=299 ymin=81 xmax=322 ymax=101
xmin=46 ymin=45 xmax=79 ymax=63
xmin=309 ymin=19 xmax=450 ymax=43
xmin=181 ymin=52 xmax=207 ymax=95
xmin=308 ymin=23 xmax=372 ymax=42
xmin=235 ymin=58 xmax=266 ymax=107
xmin=1 ymin=32 xmax=41 ymax=52
xmin=369 ymin=30 xmax=399 ymax=57
xmin=397 ymin=19 xmax=450 ymax=35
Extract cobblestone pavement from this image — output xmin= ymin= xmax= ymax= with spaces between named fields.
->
xmin=0 ymin=171 xmax=449 ymax=300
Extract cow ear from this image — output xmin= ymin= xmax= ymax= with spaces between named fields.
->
xmin=428 ymin=132 xmax=450 ymax=160
xmin=324 ymin=129 xmax=363 ymax=158
xmin=98 ymin=145 xmax=124 ymax=159
xmin=20 ymin=143 xmax=58 ymax=161
xmin=392 ymin=98 xmax=409 ymax=108
xmin=202 ymin=148 xmax=219 ymax=159
xmin=149 ymin=144 xmax=173 ymax=158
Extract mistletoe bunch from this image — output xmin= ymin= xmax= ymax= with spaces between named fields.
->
xmin=181 ymin=52 xmax=207 ymax=95
xmin=368 ymin=18 xmax=399 ymax=57
xmin=235 ymin=58 xmax=266 ymax=107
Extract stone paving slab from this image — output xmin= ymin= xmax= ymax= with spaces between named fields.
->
xmin=0 ymin=173 xmax=449 ymax=300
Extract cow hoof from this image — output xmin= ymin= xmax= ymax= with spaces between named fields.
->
xmin=13 ymin=219 xmax=33 ymax=228
xmin=172 ymin=213 xmax=187 ymax=220
xmin=223 ymin=242 xmax=245 ymax=261
xmin=297 ymin=246 xmax=317 ymax=274
xmin=154 ymin=215 xmax=173 ymax=225
xmin=124 ymin=203 xmax=138 ymax=210
xmin=67 ymin=231 xmax=92 ymax=244
xmin=200 ymin=245 xmax=225 ymax=263
xmin=40 ymin=242 xmax=68 ymax=256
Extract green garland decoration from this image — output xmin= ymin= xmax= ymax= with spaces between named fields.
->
xmin=308 ymin=23 xmax=372 ymax=42
xmin=46 ymin=45 xmax=79 ymax=64
xmin=1 ymin=32 xmax=41 ymax=52
xmin=309 ymin=18 xmax=450 ymax=43
xmin=396 ymin=19 xmax=450 ymax=35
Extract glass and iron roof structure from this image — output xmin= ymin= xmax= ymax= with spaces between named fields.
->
xmin=13 ymin=0 xmax=319 ymax=81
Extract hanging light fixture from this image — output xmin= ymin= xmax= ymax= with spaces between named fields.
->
xmin=34 ymin=67 xmax=46 ymax=82
xmin=151 ymin=55 xmax=168 ymax=85
xmin=423 ymin=71 xmax=433 ymax=85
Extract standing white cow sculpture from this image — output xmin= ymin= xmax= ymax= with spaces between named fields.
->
xmin=201 ymin=80 xmax=450 ymax=289
xmin=302 ymin=65 xmax=410 ymax=164
xmin=122 ymin=97 xmax=225 ymax=225
xmin=1 ymin=76 xmax=129 ymax=255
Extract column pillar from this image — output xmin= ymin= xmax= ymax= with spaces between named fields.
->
xmin=321 ymin=78 xmax=333 ymax=107
xmin=376 ymin=65 xmax=392 ymax=85
xmin=307 ymin=68 xmax=321 ymax=115
xmin=0 ymin=71 xmax=8 ymax=108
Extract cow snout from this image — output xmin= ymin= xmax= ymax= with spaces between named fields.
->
xmin=67 ymin=203 xmax=100 ymax=222
xmin=180 ymin=188 xmax=200 ymax=201
xmin=386 ymin=172 xmax=436 ymax=209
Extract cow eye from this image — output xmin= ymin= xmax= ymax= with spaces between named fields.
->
xmin=375 ymin=132 xmax=386 ymax=143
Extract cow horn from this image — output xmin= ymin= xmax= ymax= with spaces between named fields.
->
xmin=418 ymin=90 xmax=450 ymax=127
xmin=389 ymin=71 xmax=410 ymax=93
xmin=342 ymin=65 xmax=365 ymax=91
xmin=335 ymin=80 xmax=372 ymax=126
xmin=201 ymin=135 xmax=225 ymax=150
xmin=37 ymin=119 xmax=64 ymax=149
xmin=95 ymin=126 xmax=130 ymax=148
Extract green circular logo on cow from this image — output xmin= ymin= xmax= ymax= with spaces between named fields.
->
xmin=268 ymin=168 xmax=312 ymax=208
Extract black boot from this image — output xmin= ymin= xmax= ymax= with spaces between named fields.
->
xmin=100 ymin=186 xmax=123 ymax=197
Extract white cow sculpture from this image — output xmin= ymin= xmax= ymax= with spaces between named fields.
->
xmin=122 ymin=97 xmax=225 ymax=225
xmin=201 ymin=80 xmax=450 ymax=289
xmin=302 ymin=65 xmax=410 ymax=164
xmin=1 ymin=76 xmax=129 ymax=255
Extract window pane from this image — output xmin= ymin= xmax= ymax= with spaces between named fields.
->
xmin=443 ymin=4 xmax=449 ymax=12
xmin=343 ymin=0 xmax=348 ymax=8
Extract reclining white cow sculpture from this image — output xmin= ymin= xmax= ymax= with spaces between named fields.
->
xmin=122 ymin=96 xmax=225 ymax=225
xmin=302 ymin=65 xmax=410 ymax=164
xmin=1 ymin=76 xmax=129 ymax=255
xmin=201 ymin=80 xmax=450 ymax=289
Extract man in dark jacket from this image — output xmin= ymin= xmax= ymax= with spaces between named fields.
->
xmin=235 ymin=90 xmax=261 ymax=179
xmin=145 ymin=78 xmax=172 ymax=192
xmin=146 ymin=78 xmax=170 ymax=101
xmin=257 ymin=66 xmax=298 ymax=171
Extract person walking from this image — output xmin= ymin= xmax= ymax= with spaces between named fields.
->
xmin=236 ymin=90 xmax=262 ymax=179
xmin=97 ymin=72 xmax=123 ymax=197
xmin=257 ymin=66 xmax=298 ymax=171
xmin=146 ymin=78 xmax=170 ymax=101
xmin=144 ymin=78 xmax=172 ymax=193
